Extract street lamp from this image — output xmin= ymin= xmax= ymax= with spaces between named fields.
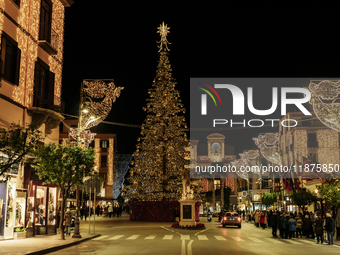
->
xmin=71 ymin=79 xmax=123 ymax=238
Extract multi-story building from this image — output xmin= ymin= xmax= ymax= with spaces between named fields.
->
xmin=279 ymin=111 xmax=340 ymax=213
xmin=0 ymin=0 xmax=73 ymax=239
xmin=59 ymin=120 xmax=117 ymax=208
xmin=191 ymin=133 xmax=238 ymax=213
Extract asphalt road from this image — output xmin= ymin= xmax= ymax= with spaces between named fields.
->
xmin=48 ymin=215 xmax=340 ymax=255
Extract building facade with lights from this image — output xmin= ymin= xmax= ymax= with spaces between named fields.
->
xmin=279 ymin=111 xmax=340 ymax=213
xmin=0 ymin=0 xmax=73 ymax=239
xmin=191 ymin=133 xmax=238 ymax=213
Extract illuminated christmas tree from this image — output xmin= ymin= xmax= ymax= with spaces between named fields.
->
xmin=125 ymin=22 xmax=188 ymax=201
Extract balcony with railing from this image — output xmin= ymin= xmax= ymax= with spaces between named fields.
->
xmin=38 ymin=28 xmax=58 ymax=55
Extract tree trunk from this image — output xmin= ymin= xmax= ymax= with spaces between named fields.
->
xmin=334 ymin=207 xmax=339 ymax=241
xmin=60 ymin=188 xmax=67 ymax=240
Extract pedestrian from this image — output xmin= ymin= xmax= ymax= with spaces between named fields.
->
xmin=314 ymin=215 xmax=324 ymax=244
xmin=323 ymin=215 xmax=328 ymax=242
xmin=325 ymin=213 xmax=335 ymax=245
xmin=270 ymin=211 xmax=278 ymax=237
xmin=260 ymin=211 xmax=265 ymax=229
xmin=268 ymin=210 xmax=272 ymax=228
xmin=108 ymin=204 xmax=113 ymax=218
xmin=84 ymin=206 xmax=88 ymax=221
xmin=100 ymin=206 xmax=103 ymax=216
xmin=279 ymin=212 xmax=288 ymax=239
xmin=96 ymin=205 xmax=100 ymax=217
xmin=303 ymin=214 xmax=311 ymax=238
xmin=80 ymin=206 xmax=84 ymax=220
xmin=295 ymin=215 xmax=303 ymax=238
xmin=255 ymin=210 xmax=261 ymax=227
xmin=65 ymin=208 xmax=72 ymax=236
xmin=288 ymin=214 xmax=296 ymax=239
xmin=310 ymin=212 xmax=315 ymax=239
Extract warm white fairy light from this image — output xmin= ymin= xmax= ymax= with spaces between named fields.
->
xmin=107 ymin=138 xmax=114 ymax=185
xmin=69 ymin=129 xmax=96 ymax=148
xmin=316 ymin=129 xmax=340 ymax=168
xmin=309 ymin=80 xmax=340 ymax=132
xmin=157 ymin=22 xmax=171 ymax=52
xmin=80 ymin=80 xmax=123 ymax=130
xmin=253 ymin=133 xmax=281 ymax=165
xmin=4 ymin=0 xmax=65 ymax=108
xmin=94 ymin=138 xmax=100 ymax=172
xmin=231 ymin=159 xmax=249 ymax=181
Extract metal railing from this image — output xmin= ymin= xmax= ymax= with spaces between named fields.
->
xmin=51 ymin=28 xmax=59 ymax=50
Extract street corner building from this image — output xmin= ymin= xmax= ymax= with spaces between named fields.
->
xmin=0 ymin=0 xmax=73 ymax=240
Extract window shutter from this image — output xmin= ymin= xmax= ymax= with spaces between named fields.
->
xmin=0 ymin=36 xmax=6 ymax=77
xmin=14 ymin=47 xmax=21 ymax=85
xmin=47 ymin=70 xmax=55 ymax=110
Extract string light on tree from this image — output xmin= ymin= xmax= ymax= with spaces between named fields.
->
xmin=125 ymin=22 xmax=192 ymax=201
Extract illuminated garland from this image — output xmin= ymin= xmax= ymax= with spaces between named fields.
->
xmin=107 ymin=138 xmax=114 ymax=185
xmin=309 ymin=80 xmax=340 ymax=132
xmin=253 ymin=133 xmax=281 ymax=165
xmin=80 ymin=80 xmax=123 ymax=130
xmin=6 ymin=0 xmax=65 ymax=108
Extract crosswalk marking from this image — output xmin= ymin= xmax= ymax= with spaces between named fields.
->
xmin=181 ymin=235 xmax=190 ymax=240
xmin=265 ymin=238 xmax=282 ymax=244
xmin=90 ymin=234 xmax=334 ymax=246
xmin=93 ymin=235 xmax=109 ymax=240
xmin=214 ymin=235 xmax=226 ymax=241
xmin=231 ymin=237 xmax=244 ymax=242
xmin=126 ymin=235 xmax=140 ymax=240
xmin=197 ymin=235 xmax=208 ymax=240
xmin=145 ymin=235 xmax=156 ymax=240
xmin=247 ymin=237 xmax=263 ymax=243
xmin=163 ymin=235 xmax=173 ymax=240
xmin=109 ymin=235 xmax=125 ymax=240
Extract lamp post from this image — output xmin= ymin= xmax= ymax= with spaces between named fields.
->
xmin=71 ymin=79 xmax=123 ymax=239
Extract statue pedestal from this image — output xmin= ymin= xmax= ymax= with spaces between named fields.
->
xmin=179 ymin=199 xmax=196 ymax=226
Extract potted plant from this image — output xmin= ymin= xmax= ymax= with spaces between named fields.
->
xmin=13 ymin=227 xmax=26 ymax=239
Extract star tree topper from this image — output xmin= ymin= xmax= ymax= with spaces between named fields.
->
xmin=157 ymin=22 xmax=171 ymax=52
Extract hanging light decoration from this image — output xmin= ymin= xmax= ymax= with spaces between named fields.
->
xmin=239 ymin=150 xmax=261 ymax=179
xmin=69 ymin=79 xmax=124 ymax=146
xmin=308 ymin=80 xmax=340 ymax=132
xmin=253 ymin=133 xmax=282 ymax=165
xmin=231 ymin=158 xmax=249 ymax=181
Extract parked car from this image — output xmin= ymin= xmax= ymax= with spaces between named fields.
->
xmin=221 ymin=212 xmax=242 ymax=228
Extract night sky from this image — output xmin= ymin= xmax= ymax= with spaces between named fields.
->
xmin=61 ymin=1 xmax=340 ymax=155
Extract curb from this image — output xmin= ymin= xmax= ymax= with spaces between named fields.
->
xmin=25 ymin=234 xmax=101 ymax=255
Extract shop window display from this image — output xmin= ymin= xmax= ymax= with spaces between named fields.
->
xmin=26 ymin=185 xmax=35 ymax=229
xmin=35 ymin=187 xmax=46 ymax=226
xmin=15 ymin=194 xmax=26 ymax=227
xmin=0 ymin=182 xmax=6 ymax=238
xmin=6 ymin=184 xmax=14 ymax=228
xmin=47 ymin=188 xmax=56 ymax=225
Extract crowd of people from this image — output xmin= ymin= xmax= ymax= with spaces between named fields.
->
xmin=249 ymin=209 xmax=336 ymax=245
xmin=78 ymin=204 xmax=129 ymax=219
